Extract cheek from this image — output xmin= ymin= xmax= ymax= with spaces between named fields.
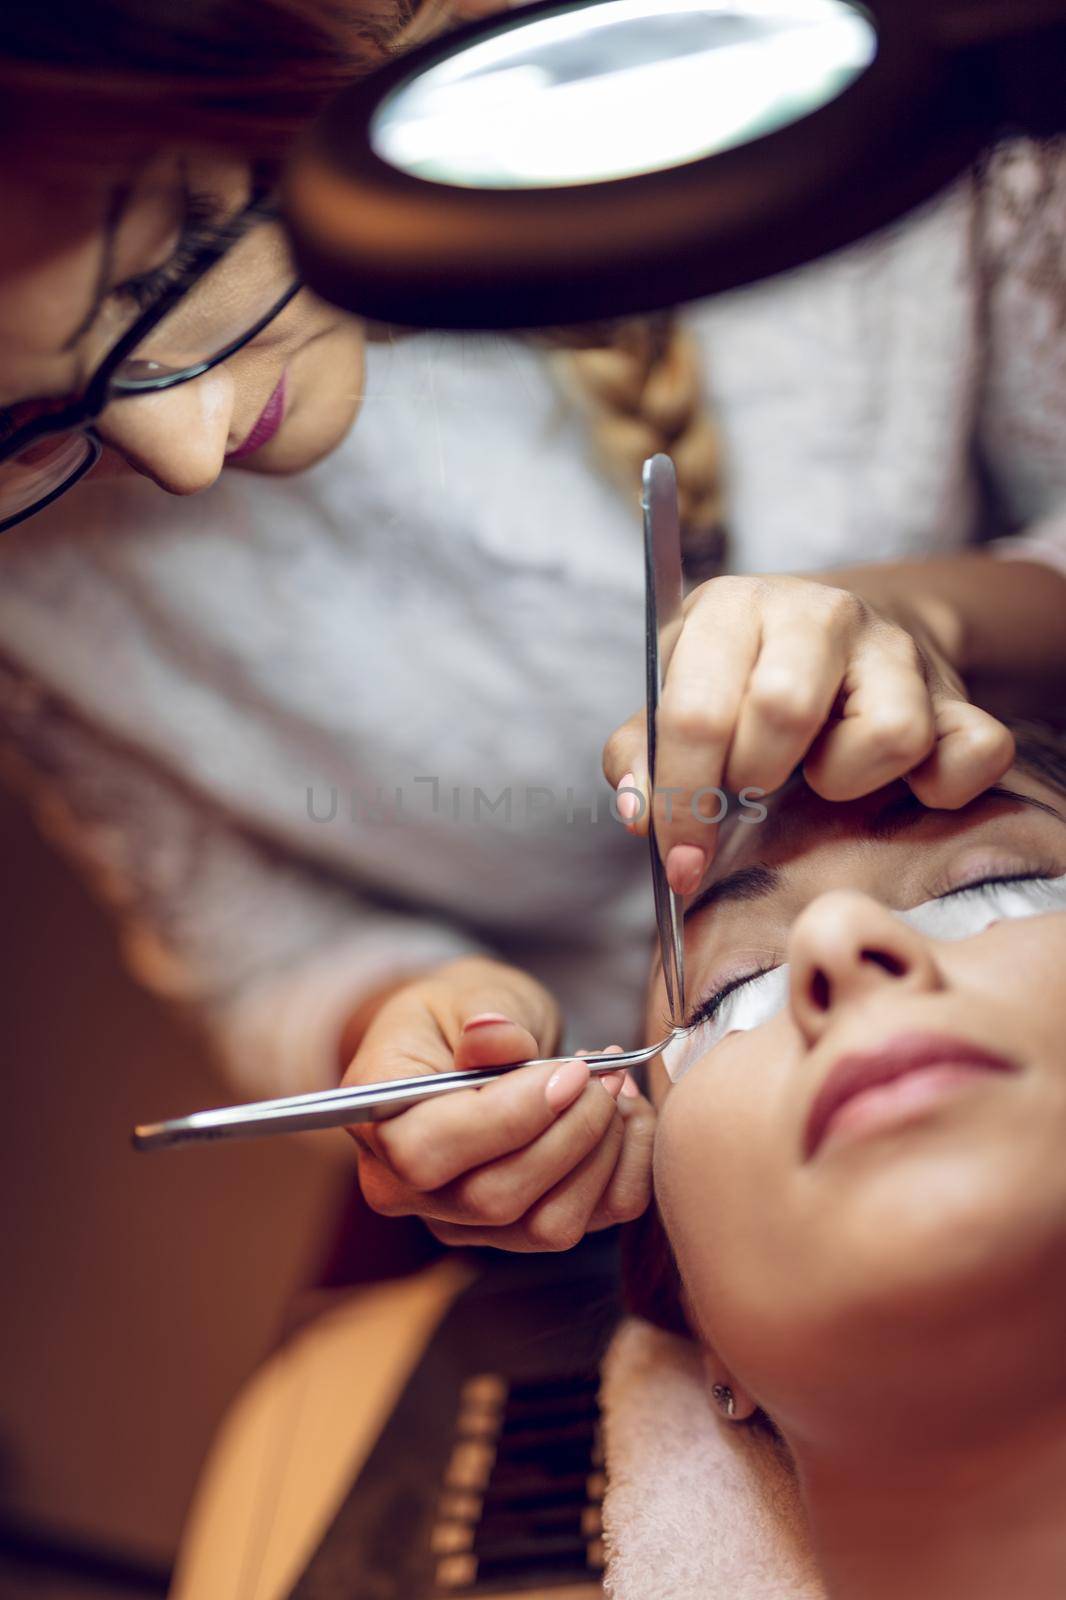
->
xmin=654 ymin=1031 xmax=793 ymax=1332
xmin=956 ymin=917 xmax=1066 ymax=1054
xmin=250 ymin=317 xmax=365 ymax=474
xmin=0 ymin=216 xmax=98 ymax=402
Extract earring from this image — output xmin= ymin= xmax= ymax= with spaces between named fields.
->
xmin=712 ymin=1383 xmax=736 ymax=1418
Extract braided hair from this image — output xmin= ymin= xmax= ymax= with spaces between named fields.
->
xmin=551 ymin=314 xmax=725 ymax=578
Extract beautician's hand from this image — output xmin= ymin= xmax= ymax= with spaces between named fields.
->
xmin=339 ymin=957 xmax=655 ymax=1251
xmin=604 ymin=573 xmax=1014 ymax=895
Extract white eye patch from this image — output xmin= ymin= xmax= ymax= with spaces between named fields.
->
xmin=662 ymin=966 xmax=789 ymax=1081
xmin=662 ymin=871 xmax=1066 ymax=1083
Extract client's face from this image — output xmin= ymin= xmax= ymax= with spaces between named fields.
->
xmin=653 ymin=765 xmax=1066 ymax=1449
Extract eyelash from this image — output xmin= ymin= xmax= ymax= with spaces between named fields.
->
xmin=687 ymin=871 xmax=1052 ymax=1030
xmin=111 ymin=193 xmax=229 ymax=313
xmin=688 ymin=964 xmax=776 ymax=1031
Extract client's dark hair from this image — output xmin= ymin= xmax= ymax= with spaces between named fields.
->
xmin=623 ymin=719 xmax=1066 ymax=1341
xmin=622 ymin=1191 xmax=690 ymax=1340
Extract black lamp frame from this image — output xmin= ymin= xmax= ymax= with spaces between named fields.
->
xmin=284 ymin=0 xmax=1066 ymax=330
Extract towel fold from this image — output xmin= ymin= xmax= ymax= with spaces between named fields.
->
xmin=599 ymin=1318 xmax=825 ymax=1600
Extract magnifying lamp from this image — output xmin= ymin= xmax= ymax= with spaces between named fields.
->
xmin=284 ymin=0 xmax=1066 ymax=328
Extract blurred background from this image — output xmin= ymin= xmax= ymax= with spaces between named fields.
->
xmin=0 ymin=782 xmax=354 ymax=1598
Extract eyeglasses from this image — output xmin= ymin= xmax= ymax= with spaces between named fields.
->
xmin=0 ymin=195 xmax=302 ymax=533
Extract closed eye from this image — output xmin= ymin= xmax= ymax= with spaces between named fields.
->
xmin=109 ymin=192 xmax=234 ymax=313
xmin=686 ymin=965 xmax=777 ymax=1031
xmin=932 ymin=870 xmax=1054 ymax=903
xmin=665 ymin=962 xmax=787 ymax=1082
xmin=685 ymin=874 xmax=1059 ymax=1030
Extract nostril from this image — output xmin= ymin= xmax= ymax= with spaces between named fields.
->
xmin=860 ymin=948 xmax=907 ymax=977
xmin=809 ymin=968 xmax=831 ymax=1011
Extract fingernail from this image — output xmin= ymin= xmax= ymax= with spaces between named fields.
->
xmin=601 ymin=1071 xmax=625 ymax=1099
xmin=666 ymin=844 xmax=706 ymax=897
xmin=546 ymin=1059 xmax=590 ymax=1112
xmin=620 ymin=1073 xmax=640 ymax=1100
xmin=462 ymin=1012 xmax=513 ymax=1031
xmin=616 ymin=774 xmax=640 ymax=822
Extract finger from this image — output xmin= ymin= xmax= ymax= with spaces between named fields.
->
xmin=365 ymin=1057 xmax=593 ymax=1195
xmin=575 ymin=1044 xmax=625 ymax=1097
xmin=586 ymin=1089 xmax=656 ymax=1230
xmin=424 ymin=1218 xmax=601 ymax=1252
xmin=803 ymin=629 xmax=937 ymax=801
xmin=517 ymin=1112 xmax=627 ymax=1251
xmin=439 ymin=1076 xmax=623 ymax=1229
xmin=904 ymin=699 xmax=1015 ymax=809
xmin=452 ymin=1016 xmax=541 ymax=1073
xmin=429 ymin=1104 xmax=629 ymax=1252
xmin=653 ymin=579 xmax=761 ymax=892
xmin=353 ymin=1142 xmax=424 ymax=1220
xmin=350 ymin=969 xmax=559 ymax=1095
xmin=423 ymin=1216 xmax=543 ymax=1251
xmin=603 ymin=712 xmax=650 ymax=836
xmin=438 ymin=968 xmax=559 ymax=1057
xmin=723 ymin=612 xmax=849 ymax=794
xmin=343 ymin=996 xmax=456 ymax=1089
xmin=350 ymin=1062 xmax=593 ymax=1218
xmin=571 ymin=1042 xmax=626 ymax=1098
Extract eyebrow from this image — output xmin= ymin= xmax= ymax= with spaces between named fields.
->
xmin=685 ymin=862 xmax=779 ymax=921
xmin=684 ymin=785 xmax=1063 ymax=923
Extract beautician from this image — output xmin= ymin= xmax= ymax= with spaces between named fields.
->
xmin=2 ymin=1 xmax=1065 ymax=1255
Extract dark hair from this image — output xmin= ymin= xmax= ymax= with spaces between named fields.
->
xmin=623 ymin=719 xmax=1066 ymax=1340
xmin=621 ymin=1195 xmax=692 ymax=1340
xmin=0 ymin=0 xmax=412 ymax=167
xmin=1013 ymin=719 xmax=1066 ymax=793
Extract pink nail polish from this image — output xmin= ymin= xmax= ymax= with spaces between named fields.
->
xmin=616 ymin=774 xmax=640 ymax=822
xmin=601 ymin=1071 xmax=625 ymax=1099
xmin=462 ymin=1012 xmax=513 ymax=1031
xmin=666 ymin=844 xmax=706 ymax=897
xmin=546 ymin=1059 xmax=590 ymax=1112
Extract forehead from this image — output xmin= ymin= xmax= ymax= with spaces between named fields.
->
xmin=713 ymin=774 xmax=902 ymax=880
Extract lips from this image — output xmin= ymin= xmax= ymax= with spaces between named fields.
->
xmin=226 ymin=372 xmax=287 ymax=460
xmin=804 ymin=1032 xmax=1016 ymax=1159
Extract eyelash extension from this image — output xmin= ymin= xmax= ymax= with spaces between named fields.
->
xmin=684 ymin=872 xmax=1056 ymax=1032
xmin=111 ymin=192 xmax=238 ymax=312
xmin=932 ymin=870 xmax=1052 ymax=902
xmin=687 ymin=964 xmax=777 ymax=1032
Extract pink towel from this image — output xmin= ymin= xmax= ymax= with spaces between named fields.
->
xmin=599 ymin=1318 xmax=825 ymax=1600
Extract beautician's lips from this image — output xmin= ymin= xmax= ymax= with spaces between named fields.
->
xmin=804 ymin=1032 xmax=1017 ymax=1159
xmin=226 ymin=372 xmax=287 ymax=460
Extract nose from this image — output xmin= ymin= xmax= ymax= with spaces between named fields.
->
xmin=96 ymin=368 xmax=235 ymax=495
xmin=788 ymin=890 xmax=943 ymax=1046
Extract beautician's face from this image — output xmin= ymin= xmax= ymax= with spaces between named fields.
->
xmin=0 ymin=153 xmax=365 ymax=500
xmin=653 ymin=768 xmax=1066 ymax=1448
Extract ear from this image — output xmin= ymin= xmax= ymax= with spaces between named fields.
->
xmin=701 ymin=1346 xmax=758 ymax=1422
xmin=676 ymin=1277 xmax=759 ymax=1421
